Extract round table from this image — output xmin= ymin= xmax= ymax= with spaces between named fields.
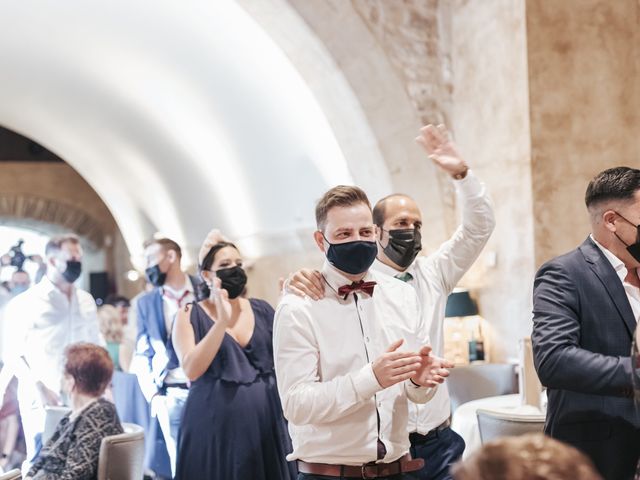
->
xmin=451 ymin=394 xmax=545 ymax=459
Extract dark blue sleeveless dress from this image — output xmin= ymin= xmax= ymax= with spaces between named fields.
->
xmin=175 ymin=298 xmax=296 ymax=480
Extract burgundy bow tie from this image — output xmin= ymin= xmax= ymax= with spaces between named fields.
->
xmin=337 ymin=280 xmax=377 ymax=299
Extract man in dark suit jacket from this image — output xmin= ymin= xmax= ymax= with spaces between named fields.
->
xmin=533 ymin=166 xmax=640 ymax=480
xmin=130 ymin=237 xmax=203 ymax=478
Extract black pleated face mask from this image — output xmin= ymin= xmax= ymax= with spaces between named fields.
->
xmin=614 ymin=212 xmax=640 ymax=262
xmin=145 ymin=264 xmax=167 ymax=287
xmin=62 ymin=260 xmax=82 ymax=283
xmin=215 ymin=266 xmax=248 ymax=299
xmin=381 ymin=228 xmax=422 ymax=269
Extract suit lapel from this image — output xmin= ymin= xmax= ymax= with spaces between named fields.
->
xmin=581 ymin=237 xmax=636 ymax=337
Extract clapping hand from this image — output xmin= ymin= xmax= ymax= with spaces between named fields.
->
xmin=415 ymin=124 xmax=468 ymax=179
xmin=372 ymin=339 xmax=423 ymax=388
xmin=410 ymin=345 xmax=454 ymax=387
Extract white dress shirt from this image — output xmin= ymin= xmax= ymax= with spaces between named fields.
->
xmin=2 ymin=276 xmax=101 ymax=393
xmin=374 ymin=170 xmax=495 ymax=435
xmin=591 ymin=235 xmax=640 ymax=323
xmin=161 ymin=274 xmax=193 ymax=384
xmin=274 ymin=261 xmax=434 ymax=466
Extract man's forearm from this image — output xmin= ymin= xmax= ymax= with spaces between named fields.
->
xmin=535 ymin=345 xmax=633 ymax=396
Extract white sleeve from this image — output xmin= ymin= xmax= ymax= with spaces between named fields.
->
xmin=417 ymin=170 xmax=495 ymax=294
xmin=406 ymin=288 xmax=437 ymax=404
xmin=273 ymin=302 xmax=383 ymax=426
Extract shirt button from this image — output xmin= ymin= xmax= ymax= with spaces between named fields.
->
xmin=366 ymin=337 xmax=370 ymax=342
xmin=378 ymin=401 xmax=382 ymax=407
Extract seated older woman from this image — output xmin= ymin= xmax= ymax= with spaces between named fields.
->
xmin=25 ymin=343 xmax=123 ymax=480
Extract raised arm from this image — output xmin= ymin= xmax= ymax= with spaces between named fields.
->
xmin=415 ymin=124 xmax=495 ymax=293
xmin=173 ymin=279 xmax=231 ymax=382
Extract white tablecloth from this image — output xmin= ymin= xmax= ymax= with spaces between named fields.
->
xmin=451 ymin=394 xmax=544 ymax=459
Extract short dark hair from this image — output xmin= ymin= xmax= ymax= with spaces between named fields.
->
xmin=45 ymin=234 xmax=80 ymax=256
xmin=64 ymin=343 xmax=114 ymax=397
xmin=585 ymin=167 xmax=640 ymax=210
xmin=315 ymin=185 xmax=371 ymax=231
xmin=144 ymin=237 xmax=182 ymax=259
xmin=199 ymin=241 xmax=239 ymax=271
xmin=104 ymin=294 xmax=130 ymax=308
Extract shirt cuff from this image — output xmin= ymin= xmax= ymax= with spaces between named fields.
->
xmin=353 ymin=363 xmax=384 ymax=400
xmin=404 ymin=380 xmax=437 ymax=404
xmin=453 ymin=170 xmax=483 ymax=197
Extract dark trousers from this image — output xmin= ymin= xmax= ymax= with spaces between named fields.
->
xmin=409 ymin=427 xmax=465 ymax=480
xmin=298 ymin=475 xmax=417 ymax=480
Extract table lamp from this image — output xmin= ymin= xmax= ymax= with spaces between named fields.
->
xmin=444 ymin=289 xmax=485 ymax=364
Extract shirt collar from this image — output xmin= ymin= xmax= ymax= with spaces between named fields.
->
xmin=590 ymin=234 xmax=628 ymax=283
xmin=162 ymin=274 xmax=192 ymax=297
xmin=372 ymin=257 xmax=410 ymax=278
xmin=39 ymin=275 xmax=76 ymax=299
xmin=320 ymin=261 xmax=375 ymax=299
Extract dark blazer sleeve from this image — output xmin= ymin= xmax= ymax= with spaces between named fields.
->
xmin=532 ymin=261 xmax=633 ymax=396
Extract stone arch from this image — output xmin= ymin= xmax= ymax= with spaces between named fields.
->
xmin=0 ymin=194 xmax=107 ymax=248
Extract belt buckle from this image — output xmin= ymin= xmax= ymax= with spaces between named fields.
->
xmin=361 ymin=463 xmax=377 ymax=479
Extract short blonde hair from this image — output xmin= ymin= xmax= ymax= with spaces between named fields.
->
xmin=98 ymin=305 xmax=123 ymax=343
xmin=452 ymin=433 xmax=602 ymax=480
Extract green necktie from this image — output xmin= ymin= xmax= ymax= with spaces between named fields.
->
xmin=395 ymin=271 xmax=413 ymax=282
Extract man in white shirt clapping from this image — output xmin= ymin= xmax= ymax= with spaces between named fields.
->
xmin=286 ymin=124 xmax=495 ymax=480
xmin=274 ymin=185 xmax=453 ymax=480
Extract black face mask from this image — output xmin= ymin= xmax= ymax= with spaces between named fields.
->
xmin=381 ymin=228 xmax=422 ymax=269
xmin=62 ymin=261 xmax=82 ymax=284
xmin=216 ymin=266 xmax=247 ymax=299
xmin=324 ymin=236 xmax=378 ymax=275
xmin=614 ymin=212 xmax=640 ymax=262
xmin=145 ymin=264 xmax=167 ymax=287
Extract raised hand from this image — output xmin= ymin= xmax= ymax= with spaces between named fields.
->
xmin=372 ymin=339 xmax=423 ymax=388
xmin=211 ymin=277 xmax=233 ymax=327
xmin=286 ymin=269 xmax=325 ymax=301
xmin=415 ymin=124 xmax=468 ymax=179
xmin=410 ymin=345 xmax=454 ymax=387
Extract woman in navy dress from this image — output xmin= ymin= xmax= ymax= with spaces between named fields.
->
xmin=173 ymin=232 xmax=296 ymax=480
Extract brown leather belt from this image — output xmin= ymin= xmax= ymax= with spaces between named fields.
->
xmin=298 ymin=454 xmax=425 ymax=479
